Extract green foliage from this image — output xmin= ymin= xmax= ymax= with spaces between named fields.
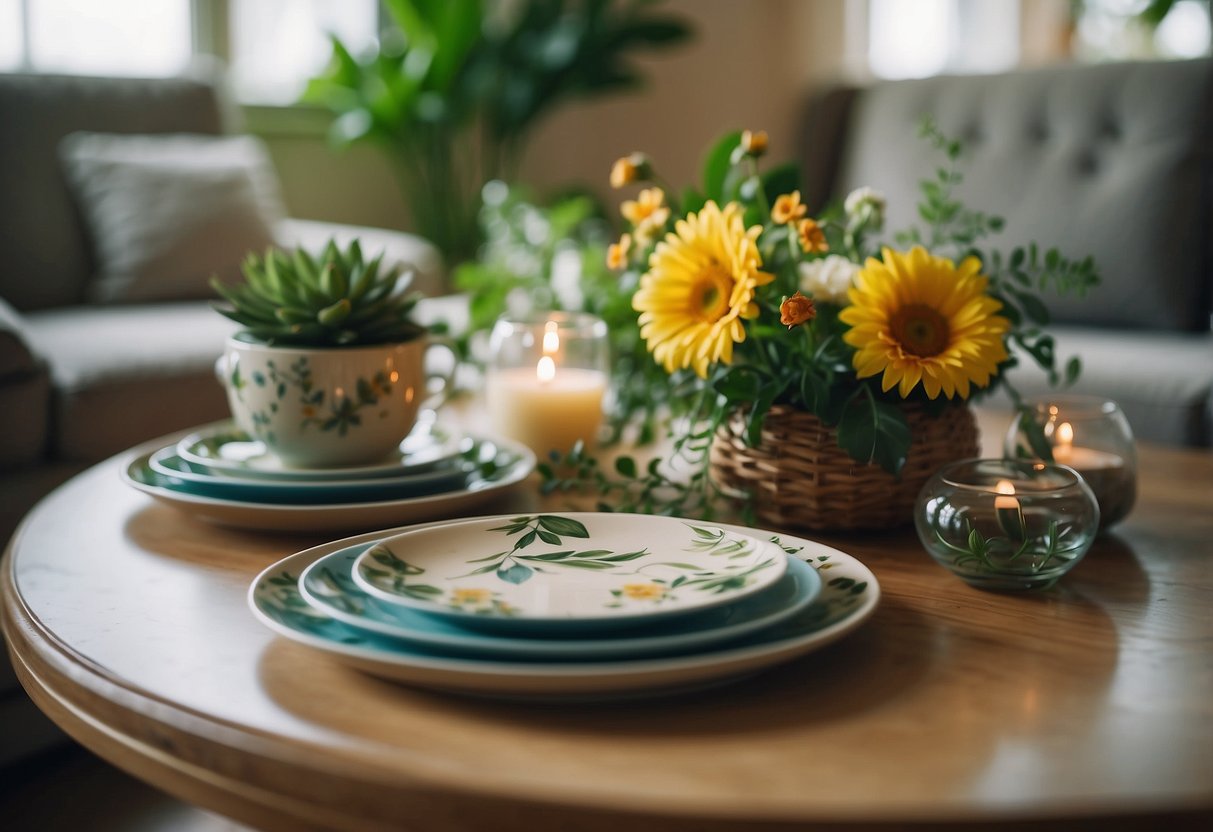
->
xmin=211 ymin=240 xmax=424 ymax=347
xmin=304 ymin=0 xmax=692 ymax=266
xmin=452 ymin=182 xmax=672 ymax=442
xmin=540 ymin=119 xmax=1101 ymax=519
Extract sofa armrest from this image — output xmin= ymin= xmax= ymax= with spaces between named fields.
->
xmin=274 ymin=218 xmax=446 ymax=299
xmin=0 ymin=297 xmax=51 ymax=468
xmin=0 ymin=296 xmax=38 ymax=378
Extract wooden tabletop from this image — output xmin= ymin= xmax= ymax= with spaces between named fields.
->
xmin=3 ymin=412 xmax=1212 ymax=831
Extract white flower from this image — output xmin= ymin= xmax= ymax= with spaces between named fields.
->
xmin=844 ymin=186 xmax=886 ymax=231
xmin=798 ymin=255 xmax=859 ymax=305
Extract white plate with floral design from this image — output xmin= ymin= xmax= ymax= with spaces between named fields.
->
xmin=299 ymin=541 xmax=821 ymax=659
xmin=349 ymin=514 xmax=787 ymax=633
xmin=122 ymin=435 xmax=535 ymax=533
xmin=248 ymin=517 xmax=879 ymax=699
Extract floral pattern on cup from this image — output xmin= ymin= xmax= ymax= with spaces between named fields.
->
xmin=218 ymin=336 xmax=453 ymax=468
xmin=229 ymin=354 xmax=395 ymax=438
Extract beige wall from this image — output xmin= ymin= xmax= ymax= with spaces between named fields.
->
xmin=254 ymin=0 xmax=851 ymax=239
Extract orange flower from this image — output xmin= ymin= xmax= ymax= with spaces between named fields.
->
xmin=780 ymin=292 xmax=817 ymax=329
xmin=771 ymin=190 xmax=807 ymax=225
xmin=741 ymin=129 xmax=768 ymax=157
xmin=607 ymin=234 xmax=632 ymax=270
xmin=610 ymin=153 xmax=650 ymax=188
xmin=797 ymin=218 xmax=829 ymax=253
xmin=621 ymin=187 xmax=669 ymax=228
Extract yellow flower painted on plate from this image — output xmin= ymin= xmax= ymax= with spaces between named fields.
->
xmin=622 ymin=583 xmax=666 ymax=601
xmin=451 ymin=588 xmax=493 ymax=606
xmin=632 ymin=201 xmax=774 ymax=378
xmin=839 ymin=246 xmax=1010 ymax=400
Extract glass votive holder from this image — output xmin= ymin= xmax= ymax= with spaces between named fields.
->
xmin=1004 ymin=395 xmax=1137 ymax=529
xmin=915 ymin=459 xmax=1100 ymax=591
xmin=484 ymin=311 xmax=610 ymax=458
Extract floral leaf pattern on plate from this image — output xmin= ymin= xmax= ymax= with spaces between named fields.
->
xmin=349 ymin=514 xmax=788 ymax=630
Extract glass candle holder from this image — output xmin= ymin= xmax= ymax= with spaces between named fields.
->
xmin=484 ymin=312 xmax=610 ymax=457
xmin=915 ymin=459 xmax=1100 ymax=591
xmin=1004 ymin=395 xmax=1137 ymax=529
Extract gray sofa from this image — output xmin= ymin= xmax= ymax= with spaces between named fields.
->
xmin=802 ymin=58 xmax=1213 ymax=446
xmin=0 ymin=68 xmax=442 ymax=766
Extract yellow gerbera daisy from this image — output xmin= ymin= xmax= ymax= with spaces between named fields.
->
xmin=633 ymin=201 xmax=774 ymax=378
xmin=839 ymin=246 xmax=1010 ymax=400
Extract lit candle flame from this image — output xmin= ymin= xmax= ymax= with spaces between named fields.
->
xmin=994 ymin=478 xmax=1025 ymax=540
xmin=994 ymin=479 xmax=1020 ymax=510
xmin=1056 ymin=421 xmax=1074 ymax=447
xmin=536 ymin=355 xmax=556 ymax=383
xmin=543 ymin=321 xmax=560 ymax=355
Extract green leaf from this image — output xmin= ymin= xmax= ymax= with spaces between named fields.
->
xmin=835 ymin=394 xmax=912 ymax=475
xmin=702 ymin=130 xmax=742 ymax=202
xmin=615 ymin=456 xmax=637 ymax=478
xmin=761 ymin=163 xmax=802 ymax=205
xmin=1064 ymin=356 xmax=1082 ymax=386
xmin=536 ymin=515 xmax=590 ymax=538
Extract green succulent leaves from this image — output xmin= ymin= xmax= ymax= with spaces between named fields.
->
xmin=211 ymin=240 xmax=426 ymax=348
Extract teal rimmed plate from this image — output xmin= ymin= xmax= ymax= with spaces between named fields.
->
xmin=122 ymin=436 xmax=535 ymax=533
xmin=349 ymin=514 xmax=787 ymax=634
xmin=248 ymin=518 xmax=879 ymax=699
xmin=148 ymin=446 xmax=471 ymax=505
xmin=298 ymin=542 xmax=821 ymax=660
xmin=176 ymin=415 xmax=461 ymax=482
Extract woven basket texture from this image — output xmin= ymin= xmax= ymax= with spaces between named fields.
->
xmin=709 ymin=402 xmax=980 ymax=531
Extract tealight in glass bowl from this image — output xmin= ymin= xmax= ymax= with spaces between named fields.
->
xmin=915 ymin=459 xmax=1100 ymax=591
xmin=1004 ymin=395 xmax=1137 ymax=529
xmin=484 ymin=312 xmax=610 ymax=457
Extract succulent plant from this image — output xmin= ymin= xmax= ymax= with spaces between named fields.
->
xmin=211 ymin=240 xmax=425 ymax=347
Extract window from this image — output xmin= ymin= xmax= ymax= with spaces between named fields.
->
xmin=6 ymin=0 xmax=192 ymax=76
xmin=2 ymin=0 xmax=379 ymax=106
xmin=228 ymin=0 xmax=379 ymax=105
xmin=1074 ymin=0 xmax=1211 ymax=61
xmin=866 ymin=0 xmax=1021 ymax=79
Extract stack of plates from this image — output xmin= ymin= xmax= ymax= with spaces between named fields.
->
xmin=122 ymin=418 xmax=535 ymax=532
xmin=249 ymin=513 xmax=880 ymax=699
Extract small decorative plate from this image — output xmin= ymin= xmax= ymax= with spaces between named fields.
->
xmin=349 ymin=514 xmax=787 ymax=633
xmin=122 ymin=436 xmax=535 ymax=533
xmin=248 ymin=519 xmax=879 ymax=699
xmin=176 ymin=415 xmax=460 ymax=482
xmin=299 ymin=542 xmax=821 ymax=660
xmin=147 ymin=446 xmax=471 ymax=505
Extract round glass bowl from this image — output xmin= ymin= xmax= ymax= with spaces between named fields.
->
xmin=1004 ymin=395 xmax=1136 ymax=529
xmin=915 ymin=459 xmax=1100 ymax=591
xmin=484 ymin=312 xmax=610 ymax=457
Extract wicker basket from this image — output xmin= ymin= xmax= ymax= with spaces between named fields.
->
xmin=709 ymin=402 xmax=980 ymax=532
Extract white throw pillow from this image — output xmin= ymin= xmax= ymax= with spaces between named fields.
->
xmin=59 ymin=132 xmax=286 ymax=303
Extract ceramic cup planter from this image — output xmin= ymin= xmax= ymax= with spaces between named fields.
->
xmin=216 ymin=335 xmax=453 ymax=468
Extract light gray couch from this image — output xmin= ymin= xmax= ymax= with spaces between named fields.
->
xmin=802 ymin=58 xmax=1213 ymax=446
xmin=0 ymin=68 xmax=442 ymax=767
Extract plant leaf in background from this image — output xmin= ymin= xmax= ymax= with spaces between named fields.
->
xmin=305 ymin=0 xmax=692 ymax=269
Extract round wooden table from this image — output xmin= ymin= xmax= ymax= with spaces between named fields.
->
xmin=3 ymin=427 xmax=1212 ymax=831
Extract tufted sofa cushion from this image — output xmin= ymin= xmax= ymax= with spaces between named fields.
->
xmin=0 ymin=69 xmax=228 ymax=312
xmin=827 ymin=59 xmax=1213 ymax=332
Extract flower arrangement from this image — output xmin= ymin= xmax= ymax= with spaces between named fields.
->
xmin=540 ymin=121 xmax=1099 ymax=521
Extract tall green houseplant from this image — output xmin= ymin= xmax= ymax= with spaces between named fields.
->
xmin=305 ymin=0 xmax=691 ymax=269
